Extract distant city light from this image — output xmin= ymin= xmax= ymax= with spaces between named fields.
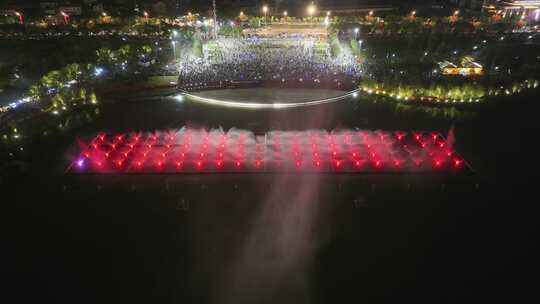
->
xmin=94 ymin=67 xmax=104 ymax=76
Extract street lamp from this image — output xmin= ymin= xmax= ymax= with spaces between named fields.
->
xmin=143 ymin=11 xmax=149 ymax=22
xmin=171 ymin=41 xmax=176 ymax=59
xmin=240 ymin=11 xmax=244 ymax=17
xmin=102 ymin=12 xmax=107 ymax=17
xmin=61 ymin=11 xmax=69 ymax=24
xmin=307 ymin=2 xmax=316 ymax=25
xmin=411 ymin=10 xmax=416 ymax=17
xmin=262 ymin=5 xmax=268 ymax=25
xmin=327 ymin=11 xmax=331 ymax=16
xmin=307 ymin=3 xmax=316 ymax=16
xmin=369 ymin=11 xmax=373 ymax=16
xmin=354 ymin=27 xmax=359 ymax=38
xmin=14 ymin=11 xmax=23 ymax=25
xmin=454 ymin=10 xmax=459 ymax=16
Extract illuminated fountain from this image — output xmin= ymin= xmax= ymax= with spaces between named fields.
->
xmin=69 ymin=128 xmax=469 ymax=173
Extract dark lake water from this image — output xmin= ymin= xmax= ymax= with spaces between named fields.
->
xmin=3 ymin=90 xmax=538 ymax=303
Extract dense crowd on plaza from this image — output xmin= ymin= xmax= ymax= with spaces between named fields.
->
xmin=176 ymin=37 xmax=363 ymax=89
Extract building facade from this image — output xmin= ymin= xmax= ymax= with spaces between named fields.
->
xmin=494 ymin=1 xmax=540 ymax=20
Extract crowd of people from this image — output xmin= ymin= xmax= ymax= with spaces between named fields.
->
xmin=176 ymin=37 xmax=363 ymax=89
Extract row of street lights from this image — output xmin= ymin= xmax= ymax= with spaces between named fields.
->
xmin=244 ymin=8 xmax=461 ymax=20
xmin=11 ymin=7 xmax=463 ymax=28
xmin=258 ymin=3 xmax=331 ymax=25
xmin=12 ymin=11 xmax=71 ymax=25
xmin=12 ymin=10 xmax=150 ymax=25
xmin=409 ymin=9 xmax=459 ymax=17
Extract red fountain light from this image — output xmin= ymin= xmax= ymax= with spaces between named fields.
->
xmin=71 ymin=130 xmax=469 ymax=174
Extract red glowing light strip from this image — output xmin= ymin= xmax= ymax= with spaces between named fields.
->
xmin=70 ymin=130 xmax=471 ymax=174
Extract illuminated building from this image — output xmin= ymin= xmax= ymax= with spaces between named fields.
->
xmin=439 ymin=60 xmax=484 ymax=76
xmin=487 ymin=1 xmax=540 ymax=20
